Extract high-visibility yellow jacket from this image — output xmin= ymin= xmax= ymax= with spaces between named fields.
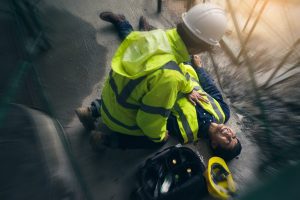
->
xmin=171 ymin=64 xmax=226 ymax=144
xmin=100 ymin=29 xmax=194 ymax=142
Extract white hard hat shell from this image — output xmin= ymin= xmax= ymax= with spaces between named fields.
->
xmin=182 ymin=3 xmax=227 ymax=46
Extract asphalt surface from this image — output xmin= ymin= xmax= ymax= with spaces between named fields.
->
xmin=1 ymin=0 xmax=261 ymax=199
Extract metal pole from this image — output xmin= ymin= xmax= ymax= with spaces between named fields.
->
xmin=263 ymin=38 xmax=300 ymax=88
xmin=237 ymin=0 xmax=269 ymax=59
xmin=186 ymin=0 xmax=195 ymax=11
xmin=157 ymin=0 xmax=162 ymax=13
xmin=208 ymin=53 xmax=223 ymax=92
xmin=242 ymin=0 xmax=259 ymax=32
xmin=219 ymin=39 xmax=239 ymax=65
xmin=226 ymin=0 xmax=260 ymax=99
xmin=226 ymin=0 xmax=272 ymax=142
xmin=265 ymin=72 xmax=299 ymax=90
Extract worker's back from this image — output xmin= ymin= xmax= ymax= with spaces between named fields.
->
xmin=100 ymin=29 xmax=193 ymax=143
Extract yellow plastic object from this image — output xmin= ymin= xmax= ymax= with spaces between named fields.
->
xmin=204 ymin=157 xmax=236 ymax=200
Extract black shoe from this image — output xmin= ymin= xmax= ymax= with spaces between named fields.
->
xmin=99 ymin=11 xmax=126 ymax=24
xmin=139 ymin=16 xmax=156 ymax=31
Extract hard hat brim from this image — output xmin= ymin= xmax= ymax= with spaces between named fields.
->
xmin=181 ymin=6 xmax=225 ymax=47
xmin=204 ymin=157 xmax=236 ymax=199
xmin=182 ymin=12 xmax=219 ymax=46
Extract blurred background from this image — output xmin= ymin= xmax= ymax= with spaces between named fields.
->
xmin=163 ymin=0 xmax=300 ymax=175
xmin=0 ymin=0 xmax=299 ymax=199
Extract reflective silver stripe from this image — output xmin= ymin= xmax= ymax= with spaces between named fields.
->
xmin=101 ymin=99 xmax=139 ymax=130
xmin=162 ymin=61 xmax=183 ymax=74
xmin=185 ymin=73 xmax=190 ymax=81
xmin=109 ymin=70 xmax=141 ymax=109
xmin=109 ymin=70 xmax=119 ymax=96
xmin=174 ymin=104 xmax=194 ymax=142
xmin=193 ymin=86 xmax=201 ymax=91
xmin=206 ymin=94 xmax=224 ymax=123
xmin=140 ymin=103 xmax=171 ymax=117
xmin=191 ymin=77 xmax=199 ymax=84
xmin=118 ymin=76 xmax=146 ymax=109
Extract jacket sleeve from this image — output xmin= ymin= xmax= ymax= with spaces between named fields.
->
xmin=136 ymin=69 xmax=193 ymax=142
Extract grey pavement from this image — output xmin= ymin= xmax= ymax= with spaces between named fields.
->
xmin=8 ymin=0 xmax=260 ymax=199
xmin=36 ymin=0 xmax=258 ymax=199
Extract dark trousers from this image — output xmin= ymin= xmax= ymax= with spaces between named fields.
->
xmin=115 ymin=20 xmax=134 ymax=40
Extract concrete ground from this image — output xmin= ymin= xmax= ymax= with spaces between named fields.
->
xmin=2 ymin=0 xmax=261 ymax=199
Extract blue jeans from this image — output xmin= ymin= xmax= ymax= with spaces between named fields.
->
xmin=114 ymin=20 xmax=134 ymax=40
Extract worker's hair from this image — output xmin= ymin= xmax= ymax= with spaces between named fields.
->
xmin=210 ymin=139 xmax=242 ymax=161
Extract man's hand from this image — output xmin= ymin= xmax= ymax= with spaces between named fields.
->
xmin=187 ymin=90 xmax=209 ymax=106
xmin=192 ymin=55 xmax=202 ymax=68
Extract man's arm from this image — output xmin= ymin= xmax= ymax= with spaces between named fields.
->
xmin=192 ymin=55 xmax=230 ymax=122
xmin=136 ymin=69 xmax=193 ymax=142
xmin=195 ymin=68 xmax=223 ymax=100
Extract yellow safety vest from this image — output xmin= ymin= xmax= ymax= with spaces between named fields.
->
xmin=100 ymin=29 xmax=193 ymax=143
xmin=171 ymin=64 xmax=226 ymax=144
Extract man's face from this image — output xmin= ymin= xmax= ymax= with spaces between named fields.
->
xmin=209 ymin=123 xmax=238 ymax=149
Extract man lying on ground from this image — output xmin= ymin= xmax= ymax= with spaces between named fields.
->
xmin=167 ymin=55 xmax=242 ymax=161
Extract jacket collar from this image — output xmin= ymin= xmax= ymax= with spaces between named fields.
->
xmin=166 ymin=28 xmax=190 ymax=64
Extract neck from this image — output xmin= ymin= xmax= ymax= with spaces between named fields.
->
xmin=177 ymin=23 xmax=192 ymax=48
xmin=177 ymin=23 xmax=206 ymax=54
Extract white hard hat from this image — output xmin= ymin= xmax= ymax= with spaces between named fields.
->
xmin=182 ymin=3 xmax=227 ymax=46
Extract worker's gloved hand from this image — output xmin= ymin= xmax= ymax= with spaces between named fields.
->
xmin=187 ymin=90 xmax=209 ymax=106
xmin=192 ymin=55 xmax=202 ymax=68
